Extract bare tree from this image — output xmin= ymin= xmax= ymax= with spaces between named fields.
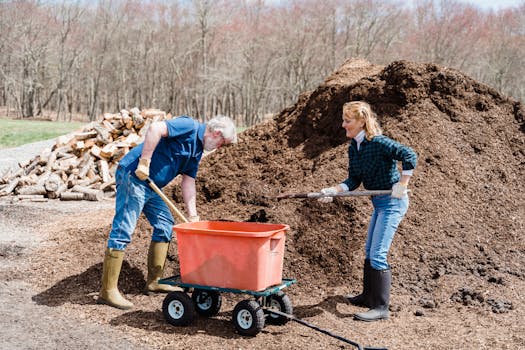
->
xmin=37 ymin=1 xmax=84 ymax=120
xmin=0 ymin=0 xmax=523 ymax=124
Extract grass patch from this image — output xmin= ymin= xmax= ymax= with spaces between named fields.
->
xmin=0 ymin=119 xmax=83 ymax=149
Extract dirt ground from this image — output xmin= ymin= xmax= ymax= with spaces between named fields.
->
xmin=1 ymin=59 xmax=524 ymax=349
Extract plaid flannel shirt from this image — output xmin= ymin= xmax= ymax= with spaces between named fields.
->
xmin=342 ymin=135 xmax=417 ymax=191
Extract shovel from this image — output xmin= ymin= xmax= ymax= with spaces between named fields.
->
xmin=274 ymin=189 xmax=393 ymax=199
xmin=145 ymin=177 xmax=189 ymax=223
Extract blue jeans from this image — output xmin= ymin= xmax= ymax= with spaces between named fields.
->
xmin=107 ymin=167 xmax=174 ymax=250
xmin=364 ymin=194 xmax=409 ymax=270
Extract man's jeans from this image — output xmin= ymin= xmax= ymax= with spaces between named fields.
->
xmin=107 ymin=167 xmax=174 ymax=250
xmin=364 ymin=194 xmax=409 ymax=270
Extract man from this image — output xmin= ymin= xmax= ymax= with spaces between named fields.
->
xmin=98 ymin=115 xmax=237 ymax=310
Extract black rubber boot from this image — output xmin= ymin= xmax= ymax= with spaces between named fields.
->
xmin=354 ymin=267 xmax=391 ymax=322
xmin=346 ymin=259 xmax=371 ymax=307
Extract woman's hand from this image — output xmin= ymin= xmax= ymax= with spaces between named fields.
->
xmin=391 ymin=182 xmax=407 ymax=198
xmin=318 ymin=187 xmax=338 ymax=203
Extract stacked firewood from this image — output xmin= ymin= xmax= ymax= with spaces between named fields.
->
xmin=0 ymin=108 xmax=170 ymax=202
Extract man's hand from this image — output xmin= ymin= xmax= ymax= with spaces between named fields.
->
xmin=188 ymin=215 xmax=200 ymax=222
xmin=391 ymin=182 xmax=407 ymax=198
xmin=318 ymin=187 xmax=338 ymax=203
xmin=135 ymin=158 xmax=150 ymax=181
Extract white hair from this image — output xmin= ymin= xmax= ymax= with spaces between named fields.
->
xmin=206 ymin=115 xmax=237 ymax=143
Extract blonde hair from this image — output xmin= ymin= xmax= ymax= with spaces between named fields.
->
xmin=342 ymin=101 xmax=382 ymax=140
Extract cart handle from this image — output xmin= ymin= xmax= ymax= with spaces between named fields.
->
xmin=264 ymin=309 xmax=388 ymax=350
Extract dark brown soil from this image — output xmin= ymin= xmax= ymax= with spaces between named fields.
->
xmin=10 ymin=58 xmax=524 ymax=349
xmin=188 ymin=58 xmax=525 ymax=300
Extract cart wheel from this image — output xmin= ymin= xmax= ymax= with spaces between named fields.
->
xmin=192 ymin=289 xmax=222 ymax=317
xmin=232 ymin=300 xmax=265 ymax=336
xmin=264 ymin=291 xmax=293 ymax=325
xmin=162 ymin=291 xmax=195 ymax=326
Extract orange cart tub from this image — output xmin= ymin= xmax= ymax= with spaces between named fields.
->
xmin=174 ymin=221 xmax=289 ymax=291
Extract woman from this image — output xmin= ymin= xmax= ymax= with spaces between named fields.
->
xmin=318 ymin=101 xmax=417 ymax=322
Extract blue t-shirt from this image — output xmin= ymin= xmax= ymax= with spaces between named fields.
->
xmin=119 ymin=116 xmax=205 ymax=188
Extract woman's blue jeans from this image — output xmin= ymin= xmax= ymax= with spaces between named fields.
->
xmin=107 ymin=167 xmax=174 ymax=250
xmin=364 ymin=194 xmax=409 ymax=270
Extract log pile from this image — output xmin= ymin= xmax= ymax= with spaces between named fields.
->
xmin=0 ymin=108 xmax=170 ymax=202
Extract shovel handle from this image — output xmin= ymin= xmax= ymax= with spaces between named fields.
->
xmin=275 ymin=190 xmax=394 ymax=199
xmin=145 ymin=178 xmax=189 ymax=223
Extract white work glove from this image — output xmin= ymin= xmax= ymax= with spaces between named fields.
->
xmin=135 ymin=158 xmax=150 ymax=181
xmin=391 ymin=182 xmax=407 ymax=199
xmin=188 ymin=215 xmax=200 ymax=222
xmin=318 ymin=187 xmax=338 ymax=203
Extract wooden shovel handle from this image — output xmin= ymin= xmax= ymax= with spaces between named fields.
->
xmin=275 ymin=190 xmax=394 ymax=199
xmin=146 ymin=178 xmax=189 ymax=223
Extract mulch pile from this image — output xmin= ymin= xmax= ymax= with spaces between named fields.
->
xmin=161 ymin=58 xmax=524 ymax=311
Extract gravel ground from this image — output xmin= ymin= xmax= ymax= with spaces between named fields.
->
xmin=0 ymin=200 xmax=148 ymax=350
xmin=0 ymin=139 xmax=56 ymax=177
xmin=0 ymin=141 xmax=147 ymax=349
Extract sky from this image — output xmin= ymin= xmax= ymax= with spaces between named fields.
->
xmin=264 ymin=0 xmax=524 ymax=11
xmin=449 ymin=0 xmax=523 ymax=11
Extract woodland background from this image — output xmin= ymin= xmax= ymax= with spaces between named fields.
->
xmin=1 ymin=0 xmax=524 ymax=126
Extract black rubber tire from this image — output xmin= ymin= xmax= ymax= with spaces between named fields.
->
xmin=264 ymin=291 xmax=293 ymax=325
xmin=232 ymin=300 xmax=265 ymax=336
xmin=192 ymin=289 xmax=222 ymax=317
xmin=162 ymin=291 xmax=195 ymax=326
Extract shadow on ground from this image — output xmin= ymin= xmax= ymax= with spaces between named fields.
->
xmin=32 ymin=262 xmax=145 ymax=306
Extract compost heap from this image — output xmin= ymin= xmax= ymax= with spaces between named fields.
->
xmin=163 ymin=59 xmax=524 ymax=310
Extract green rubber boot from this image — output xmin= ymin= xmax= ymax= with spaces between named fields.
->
xmin=144 ymin=241 xmax=183 ymax=294
xmin=98 ymin=248 xmax=133 ymax=310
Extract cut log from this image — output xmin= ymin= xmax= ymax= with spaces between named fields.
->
xmin=77 ymin=175 xmax=101 ymax=187
xmin=60 ymin=192 xmax=84 ymax=201
xmin=132 ymin=113 xmax=145 ymax=129
xmin=90 ymin=145 xmax=109 ymax=160
xmin=123 ymin=133 xmax=141 ymax=147
xmin=122 ymin=114 xmax=133 ymax=129
xmin=55 ymin=145 xmax=73 ymax=154
xmin=86 ymin=168 xmax=96 ymax=179
xmin=100 ymin=144 xmax=117 ymax=159
xmin=83 ymin=138 xmax=96 ymax=149
xmin=79 ymin=158 xmax=94 ymax=179
xmin=103 ymin=113 xmax=115 ymax=120
xmin=18 ymin=175 xmax=37 ymax=186
xmin=142 ymin=109 xmax=166 ymax=118
xmin=71 ymin=185 xmax=104 ymax=201
xmin=17 ymin=194 xmax=47 ymax=201
xmin=0 ymin=178 xmax=19 ymax=195
xmin=57 ymin=157 xmax=79 ymax=171
xmin=24 ymin=158 xmax=40 ymax=175
xmin=45 ymin=151 xmax=57 ymax=171
xmin=47 ymin=182 xmax=67 ymax=199
xmin=98 ymin=160 xmax=111 ymax=183
xmin=1 ymin=107 xmax=171 ymax=200
xmin=55 ymin=133 xmax=75 ymax=147
xmin=110 ymin=119 xmax=124 ymax=131
xmin=112 ymin=147 xmax=127 ymax=162
xmin=44 ymin=173 xmax=65 ymax=192
xmin=17 ymin=185 xmax=47 ymax=195
xmin=36 ymin=171 xmax=51 ymax=186
xmin=138 ymin=118 xmax=151 ymax=136
xmin=94 ymin=124 xmax=112 ymax=144
xmin=74 ymin=131 xmax=98 ymax=141
xmin=38 ymin=150 xmax=51 ymax=165
xmin=72 ymin=140 xmax=85 ymax=151
xmin=100 ymin=179 xmax=116 ymax=192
